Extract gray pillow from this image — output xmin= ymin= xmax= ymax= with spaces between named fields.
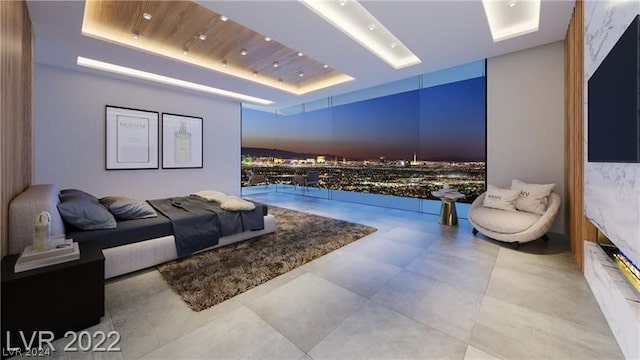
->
xmin=58 ymin=197 xmax=116 ymax=230
xmin=59 ymin=189 xmax=99 ymax=203
xmin=100 ymin=196 xmax=157 ymax=220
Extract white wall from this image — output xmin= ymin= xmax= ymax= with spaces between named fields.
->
xmin=34 ymin=64 xmax=241 ymax=199
xmin=487 ymin=41 xmax=565 ymax=233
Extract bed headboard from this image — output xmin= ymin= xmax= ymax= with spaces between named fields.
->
xmin=8 ymin=184 xmax=65 ymax=254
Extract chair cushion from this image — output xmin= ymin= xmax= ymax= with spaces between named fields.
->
xmin=469 ymin=206 xmax=541 ymax=234
xmin=483 ymin=185 xmax=520 ymax=211
xmin=511 ymin=179 xmax=555 ymax=215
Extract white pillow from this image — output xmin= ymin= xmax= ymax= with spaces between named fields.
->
xmin=219 ymin=196 xmax=256 ymax=211
xmin=511 ymin=179 xmax=555 ymax=215
xmin=483 ymin=185 xmax=520 ymax=211
xmin=191 ymin=190 xmax=228 ymax=203
xmin=191 ymin=191 xmax=255 ymax=211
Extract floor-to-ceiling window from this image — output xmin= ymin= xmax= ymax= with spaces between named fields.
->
xmin=242 ymin=60 xmax=486 ymax=215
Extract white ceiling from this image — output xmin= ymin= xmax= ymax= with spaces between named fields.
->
xmin=27 ymin=0 xmax=575 ymax=111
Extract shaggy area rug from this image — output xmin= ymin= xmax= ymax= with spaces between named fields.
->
xmin=157 ymin=206 xmax=377 ymax=311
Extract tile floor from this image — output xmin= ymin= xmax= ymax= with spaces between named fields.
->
xmin=48 ymin=192 xmax=624 ymax=359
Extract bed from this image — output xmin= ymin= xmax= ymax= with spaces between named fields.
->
xmin=8 ymin=184 xmax=276 ymax=278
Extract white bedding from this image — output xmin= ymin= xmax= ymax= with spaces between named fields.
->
xmin=191 ymin=190 xmax=256 ymax=211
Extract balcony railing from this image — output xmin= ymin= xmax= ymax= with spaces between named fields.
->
xmin=241 ymin=182 xmax=470 ymax=219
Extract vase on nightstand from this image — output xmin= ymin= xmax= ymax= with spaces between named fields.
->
xmin=32 ymin=211 xmax=51 ymax=252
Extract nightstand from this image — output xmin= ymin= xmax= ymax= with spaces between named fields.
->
xmin=1 ymin=241 xmax=104 ymax=355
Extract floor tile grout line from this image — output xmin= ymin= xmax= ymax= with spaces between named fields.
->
xmin=367 ymin=269 xmax=487 ymax=346
xmin=476 ymin=292 xmax=621 ymax=352
xmin=465 ymin=340 xmax=505 ymax=360
xmin=237 ymin=267 xmax=311 ymax=308
xmin=242 ymin=305 xmax=310 ymax=358
xmin=364 ymin=296 xmax=472 ymax=349
xmin=304 ymin=295 xmax=371 ymax=357
xmin=243 ymin=272 xmax=370 ymax=357
xmin=122 ymin=300 xmax=245 ymax=360
xmin=305 ymin=250 xmax=406 ymax=300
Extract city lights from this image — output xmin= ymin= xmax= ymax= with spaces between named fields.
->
xmin=241 ymin=156 xmax=485 ymax=204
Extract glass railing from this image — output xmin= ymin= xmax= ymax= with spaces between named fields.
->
xmin=241 ymin=183 xmax=470 ymax=219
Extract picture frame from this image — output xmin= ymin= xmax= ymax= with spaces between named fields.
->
xmin=162 ymin=113 xmax=203 ymax=169
xmin=105 ymin=105 xmax=159 ymax=170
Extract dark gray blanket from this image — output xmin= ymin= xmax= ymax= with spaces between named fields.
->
xmin=148 ymin=196 xmax=265 ymax=257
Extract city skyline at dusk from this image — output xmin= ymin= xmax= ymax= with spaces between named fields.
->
xmin=243 ymin=76 xmax=486 ymax=161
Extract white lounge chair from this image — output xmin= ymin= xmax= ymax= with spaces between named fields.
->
xmin=468 ymin=191 xmax=561 ymax=249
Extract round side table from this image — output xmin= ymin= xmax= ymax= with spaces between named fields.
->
xmin=432 ymin=190 xmax=465 ymax=226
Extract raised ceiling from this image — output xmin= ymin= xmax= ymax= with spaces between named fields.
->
xmin=26 ymin=0 xmax=575 ymax=111
xmin=82 ymin=1 xmax=353 ymax=95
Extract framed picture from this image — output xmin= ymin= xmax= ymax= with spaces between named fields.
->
xmin=105 ymin=105 xmax=159 ymax=170
xmin=162 ymin=113 xmax=203 ymax=169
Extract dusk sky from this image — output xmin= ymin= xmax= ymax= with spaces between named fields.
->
xmin=243 ymin=76 xmax=486 ymax=161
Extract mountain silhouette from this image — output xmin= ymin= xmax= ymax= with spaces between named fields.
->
xmin=241 ymin=147 xmax=485 ymax=162
xmin=241 ymin=147 xmax=340 ymax=160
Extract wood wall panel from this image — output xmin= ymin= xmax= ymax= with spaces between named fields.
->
xmin=1 ymin=0 xmax=33 ymax=257
xmin=564 ymin=0 xmax=596 ymax=271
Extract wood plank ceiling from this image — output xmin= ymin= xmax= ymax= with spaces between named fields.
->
xmin=82 ymin=0 xmax=354 ymax=95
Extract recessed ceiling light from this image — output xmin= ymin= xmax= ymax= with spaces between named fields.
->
xmin=132 ymin=32 xmax=139 ymax=39
xmin=220 ymin=15 xmax=229 ymax=22
xmin=297 ymin=52 xmax=304 ymax=57
xmin=183 ymin=48 xmax=189 ymax=55
xmin=222 ymin=60 xmax=227 ymax=67
xmin=240 ymin=49 xmax=248 ymax=56
xmin=482 ymin=0 xmax=540 ymax=42
xmin=142 ymin=13 xmax=152 ymax=20
xmin=198 ymin=33 xmax=207 ymax=41
xmin=273 ymin=61 xmax=280 ymax=68
xmin=339 ymin=0 xmax=347 ymax=6
xmin=368 ymin=24 xmax=376 ymax=31
xmin=253 ymin=71 xmax=258 ymax=76
xmin=81 ymin=1 xmax=355 ymax=96
xmin=264 ymin=36 xmax=272 ymax=42
xmin=76 ymin=56 xmax=273 ymax=105
xmin=298 ymin=71 xmax=304 ymax=77
xmin=300 ymin=0 xmax=421 ymax=69
xmin=323 ymin=64 xmax=329 ymax=69
xmin=390 ymin=42 xmax=397 ymax=48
